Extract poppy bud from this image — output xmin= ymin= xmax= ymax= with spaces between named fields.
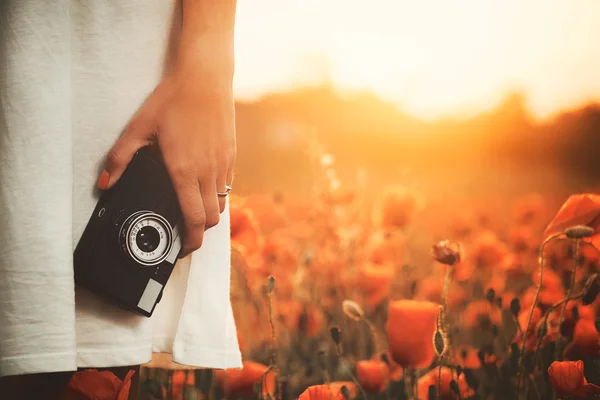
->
xmin=486 ymin=288 xmax=496 ymax=303
xmin=564 ymin=225 xmax=595 ymax=239
xmin=432 ymin=240 xmax=463 ymax=266
xmin=572 ymin=306 xmax=580 ymax=321
xmin=342 ymin=300 xmax=364 ymax=321
xmin=340 ymin=385 xmax=351 ymax=400
xmin=330 ymin=326 xmax=342 ymax=345
xmin=510 ymin=298 xmax=521 ymax=316
xmin=450 ymin=380 xmax=460 ymax=395
xmin=267 ymin=276 xmax=275 ymax=294
xmin=379 ymin=352 xmax=390 ymax=365
xmin=582 ymin=273 xmax=600 ymax=306
xmin=428 ymin=385 xmax=437 ymax=400
xmin=463 ymin=368 xmax=479 ymax=390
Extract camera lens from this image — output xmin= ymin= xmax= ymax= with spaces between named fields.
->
xmin=119 ymin=211 xmax=174 ymax=266
xmin=136 ymin=226 xmax=161 ymax=253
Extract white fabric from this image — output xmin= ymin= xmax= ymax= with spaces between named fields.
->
xmin=0 ymin=0 xmax=242 ymax=377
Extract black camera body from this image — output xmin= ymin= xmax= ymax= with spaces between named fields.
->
xmin=74 ymin=146 xmax=183 ymax=317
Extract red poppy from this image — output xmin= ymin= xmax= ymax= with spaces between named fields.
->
xmin=544 ymin=194 xmax=600 ymax=255
xmin=358 ymin=263 xmax=394 ymax=308
xmin=548 ymin=360 xmax=600 ymax=399
xmin=372 ymin=185 xmax=422 ymax=231
xmin=298 ymin=383 xmax=352 ymax=400
xmin=572 ymin=319 xmax=600 ymax=357
xmin=356 ymin=360 xmax=389 ymax=393
xmin=386 ymin=300 xmax=439 ymax=368
xmin=65 ymin=369 xmax=135 ymax=400
xmin=214 ymin=361 xmax=275 ymax=399
xmin=471 ymin=231 xmax=509 ymax=269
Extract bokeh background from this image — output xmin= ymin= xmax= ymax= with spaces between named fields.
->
xmin=141 ymin=2 xmax=600 ymax=399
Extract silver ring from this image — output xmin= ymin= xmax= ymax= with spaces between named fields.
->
xmin=217 ymin=185 xmax=232 ymax=197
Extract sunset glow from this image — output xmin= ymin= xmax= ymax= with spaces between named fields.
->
xmin=234 ymin=0 xmax=600 ymax=120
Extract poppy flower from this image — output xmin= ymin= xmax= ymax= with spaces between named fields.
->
xmin=356 ymin=360 xmax=389 ymax=393
xmin=544 ymin=194 xmax=600 ymax=238
xmin=65 ymin=369 xmax=135 ymax=400
xmin=229 ymin=202 xmax=262 ymax=255
xmin=416 ymin=367 xmax=475 ymax=400
xmin=298 ymin=383 xmax=353 ymax=400
xmin=512 ymin=193 xmax=546 ymax=226
xmin=358 ymin=263 xmax=394 ymax=308
xmin=372 ymin=185 xmax=423 ymax=231
xmin=386 ymin=300 xmax=439 ymax=368
xmin=572 ymin=319 xmax=600 ymax=357
xmin=431 ymin=240 xmax=463 ymax=266
xmin=471 ymin=231 xmax=509 ymax=269
xmin=214 ymin=361 xmax=275 ymax=399
xmin=548 ymin=360 xmax=600 ymax=399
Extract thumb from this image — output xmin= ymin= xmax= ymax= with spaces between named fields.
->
xmin=98 ymin=114 xmax=155 ymax=190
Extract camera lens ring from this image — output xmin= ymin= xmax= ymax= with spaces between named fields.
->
xmin=119 ymin=210 xmax=174 ymax=266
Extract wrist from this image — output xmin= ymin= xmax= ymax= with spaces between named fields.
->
xmin=175 ymin=38 xmax=234 ymax=87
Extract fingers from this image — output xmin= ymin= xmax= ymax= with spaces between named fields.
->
xmin=170 ymin=173 xmax=206 ymax=258
xmin=98 ymin=113 xmax=154 ymax=190
xmin=217 ymin=144 xmax=236 ymax=213
xmin=200 ymin=173 xmax=221 ymax=230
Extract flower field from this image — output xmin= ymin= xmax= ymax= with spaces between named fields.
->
xmin=139 ymin=151 xmax=600 ymax=400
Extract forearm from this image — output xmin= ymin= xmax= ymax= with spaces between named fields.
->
xmin=177 ymin=0 xmax=237 ymax=85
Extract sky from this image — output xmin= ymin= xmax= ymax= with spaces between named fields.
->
xmin=232 ymin=0 xmax=600 ymax=121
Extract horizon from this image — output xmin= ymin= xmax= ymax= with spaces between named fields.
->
xmin=233 ymin=0 xmax=600 ymax=122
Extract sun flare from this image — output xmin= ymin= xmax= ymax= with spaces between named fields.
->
xmin=234 ymin=0 xmax=600 ymax=120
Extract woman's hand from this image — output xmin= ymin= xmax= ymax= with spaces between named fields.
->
xmin=97 ymin=67 xmax=236 ymax=258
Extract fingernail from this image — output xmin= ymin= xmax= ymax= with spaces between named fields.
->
xmin=97 ymin=170 xmax=110 ymax=190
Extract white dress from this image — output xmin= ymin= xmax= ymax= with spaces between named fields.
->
xmin=0 ymin=1 xmax=242 ymax=377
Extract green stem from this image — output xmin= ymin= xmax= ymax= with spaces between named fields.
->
xmin=516 ymin=232 xmax=563 ymax=398
xmin=555 ymin=239 xmax=579 ymax=361
xmin=532 ymin=293 xmax=583 ymax=370
xmin=437 ymin=358 xmax=443 ymax=400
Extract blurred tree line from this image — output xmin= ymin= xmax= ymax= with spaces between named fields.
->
xmin=232 ymin=86 xmax=600 ymax=196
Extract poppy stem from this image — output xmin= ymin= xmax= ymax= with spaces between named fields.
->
xmin=402 ymin=367 xmax=410 ymax=400
xmin=516 ymin=232 xmax=563 ymax=398
xmin=532 ymin=293 xmax=584 ymax=370
xmin=333 ymin=343 xmax=369 ymax=400
xmin=554 ymin=238 xmax=580 ymax=361
xmin=437 ymin=358 xmax=443 ymax=400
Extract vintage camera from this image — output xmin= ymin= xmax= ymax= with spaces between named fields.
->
xmin=74 ymin=146 xmax=183 ymax=317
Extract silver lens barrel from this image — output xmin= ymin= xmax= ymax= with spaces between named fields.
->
xmin=119 ymin=210 xmax=174 ymax=266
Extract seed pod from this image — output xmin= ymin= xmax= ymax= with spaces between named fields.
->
xmin=342 ymin=300 xmax=364 ymax=321
xmin=433 ymin=329 xmax=447 ymax=357
xmin=582 ymin=273 xmax=600 ymax=306
xmin=510 ymin=298 xmax=521 ymax=316
xmin=267 ymin=276 xmax=276 ymax=294
xmin=431 ymin=240 xmax=463 ymax=266
xmin=330 ymin=326 xmax=342 ymax=345
xmin=564 ymin=225 xmax=595 ymax=239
